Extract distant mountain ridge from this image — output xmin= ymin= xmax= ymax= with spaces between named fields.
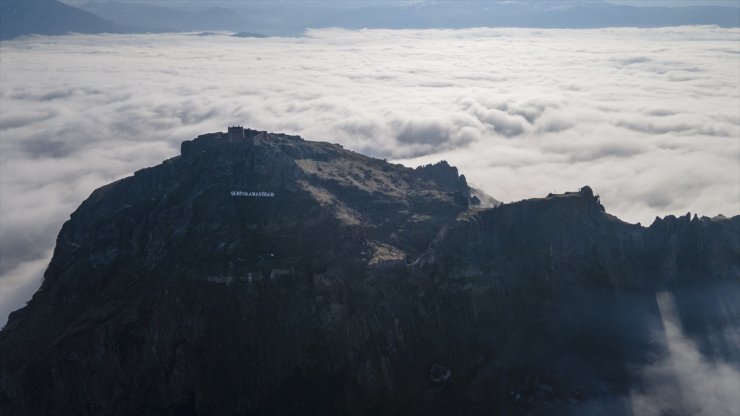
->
xmin=0 ymin=0 xmax=120 ymax=40
xmin=78 ymin=1 xmax=262 ymax=33
xmin=2 ymin=0 xmax=737 ymax=40
xmin=307 ymin=1 xmax=740 ymax=30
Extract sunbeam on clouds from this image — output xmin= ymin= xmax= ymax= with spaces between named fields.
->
xmin=628 ymin=292 xmax=740 ymax=416
xmin=1 ymin=26 xmax=739 ymax=325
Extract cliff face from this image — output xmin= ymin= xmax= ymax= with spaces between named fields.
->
xmin=1 ymin=130 xmax=738 ymax=416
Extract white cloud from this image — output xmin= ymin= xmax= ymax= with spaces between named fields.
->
xmin=0 ymin=26 xmax=739 ymax=325
xmin=629 ymin=292 xmax=740 ymax=416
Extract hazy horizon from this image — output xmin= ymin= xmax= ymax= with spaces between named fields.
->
xmin=56 ymin=0 xmax=740 ymax=37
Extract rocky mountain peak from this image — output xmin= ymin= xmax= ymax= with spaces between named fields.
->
xmin=0 ymin=128 xmax=737 ymax=416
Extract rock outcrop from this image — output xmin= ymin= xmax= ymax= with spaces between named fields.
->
xmin=1 ymin=129 xmax=738 ymax=415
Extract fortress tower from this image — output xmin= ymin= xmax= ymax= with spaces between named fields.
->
xmin=227 ymin=126 xmax=245 ymax=140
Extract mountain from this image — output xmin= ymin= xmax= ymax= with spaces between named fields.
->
xmin=1 ymin=128 xmax=738 ymax=415
xmin=232 ymin=32 xmax=268 ymax=38
xmin=305 ymin=1 xmax=740 ymax=30
xmin=4 ymin=1 xmax=738 ymax=41
xmin=78 ymin=2 xmax=263 ymax=33
xmin=0 ymin=0 xmax=120 ymax=40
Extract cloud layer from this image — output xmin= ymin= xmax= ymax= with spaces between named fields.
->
xmin=1 ymin=27 xmax=739 ymax=324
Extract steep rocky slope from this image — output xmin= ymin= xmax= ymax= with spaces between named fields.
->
xmin=1 ymin=129 xmax=738 ymax=415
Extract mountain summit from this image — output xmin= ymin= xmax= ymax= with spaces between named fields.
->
xmin=1 ymin=128 xmax=738 ymax=415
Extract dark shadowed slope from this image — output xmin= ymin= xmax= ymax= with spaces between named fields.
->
xmin=0 ymin=0 xmax=119 ymax=40
xmin=1 ymin=129 xmax=738 ymax=415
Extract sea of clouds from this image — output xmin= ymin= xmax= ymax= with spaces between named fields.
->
xmin=1 ymin=26 xmax=739 ymax=326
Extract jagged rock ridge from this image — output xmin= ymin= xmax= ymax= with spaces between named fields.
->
xmin=1 ymin=128 xmax=738 ymax=415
